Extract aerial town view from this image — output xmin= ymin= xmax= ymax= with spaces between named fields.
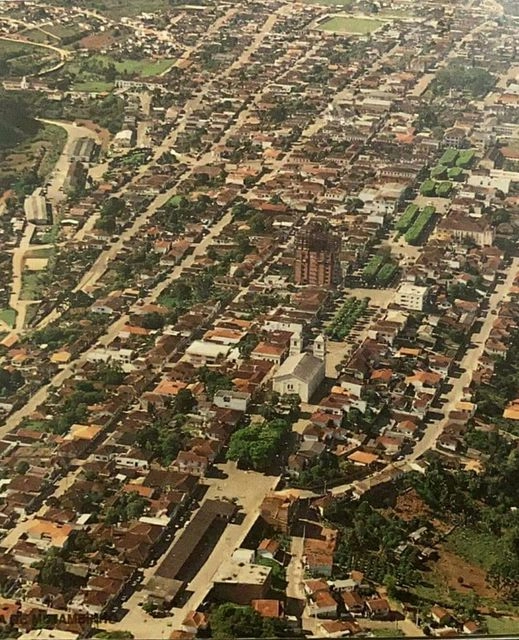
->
xmin=0 ymin=0 xmax=518 ymax=637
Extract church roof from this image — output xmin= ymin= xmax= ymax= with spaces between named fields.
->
xmin=274 ymin=352 xmax=324 ymax=384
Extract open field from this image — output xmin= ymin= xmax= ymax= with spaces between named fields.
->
xmin=43 ymin=24 xmax=86 ymax=41
xmin=411 ymin=528 xmax=503 ymax=607
xmin=108 ymin=57 xmax=175 ymax=76
xmin=37 ymin=125 xmax=68 ymax=178
xmin=484 ymin=615 xmax=519 ymax=634
xmin=20 ymin=272 xmax=42 ymax=301
xmin=303 ymin=0 xmax=353 ymax=5
xmin=319 ymin=16 xmax=386 ymax=33
xmin=0 ymin=40 xmax=39 ymax=56
xmin=0 ymin=39 xmax=59 ymax=77
xmin=445 ymin=526 xmax=505 ymax=571
xmin=435 ymin=547 xmax=497 ymax=599
xmin=0 ymin=308 xmax=16 ymax=328
xmin=72 ymin=80 xmax=114 ymax=93
xmin=89 ymin=0 xmax=172 ymax=18
xmin=79 ymin=32 xmax=117 ymax=51
xmin=66 ymin=54 xmax=174 ymax=91
xmin=18 ymin=28 xmax=55 ymax=44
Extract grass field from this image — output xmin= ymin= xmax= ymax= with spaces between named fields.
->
xmin=21 ymin=272 xmax=42 ymax=301
xmin=18 ymin=28 xmax=55 ymax=44
xmin=0 ymin=40 xmax=39 ymax=55
xmin=484 ymin=615 xmax=519 ymax=634
xmin=27 ymin=248 xmax=55 ymax=259
xmin=0 ymin=39 xmax=59 ymax=77
xmin=304 ymin=0 xmax=353 ymax=5
xmin=68 ymin=54 xmax=174 ymax=91
xmin=109 ymin=57 xmax=174 ymax=76
xmin=72 ymin=80 xmax=115 ymax=93
xmin=445 ymin=527 xmax=505 ymax=571
xmin=89 ymin=0 xmax=171 ymax=18
xmin=319 ymin=16 xmax=386 ymax=33
xmin=0 ymin=308 xmax=16 ymax=328
xmin=37 ymin=124 xmax=67 ymax=178
xmin=44 ymin=24 xmax=85 ymax=40
xmin=370 ymin=629 xmax=400 ymax=637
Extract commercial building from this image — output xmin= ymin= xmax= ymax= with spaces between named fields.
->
xmin=294 ymin=221 xmax=341 ymax=287
xmin=24 ymin=194 xmax=49 ymax=225
xmin=156 ymin=500 xmax=236 ymax=582
xmin=212 ymin=560 xmax=272 ymax=605
xmin=436 ymin=213 xmax=495 ymax=246
xmin=69 ymin=137 xmax=96 ymax=163
xmin=394 ymin=283 xmax=429 ymax=311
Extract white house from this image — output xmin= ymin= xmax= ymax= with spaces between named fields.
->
xmin=185 ymin=340 xmax=230 ymax=366
xmin=394 ymin=283 xmax=429 ymax=311
xmin=213 ymin=389 xmax=251 ymax=412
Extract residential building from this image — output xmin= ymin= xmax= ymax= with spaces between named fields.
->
xmin=294 ymin=221 xmax=341 ymax=287
xmin=395 ymin=283 xmax=429 ymax=311
xmin=213 ymin=389 xmax=251 ymax=412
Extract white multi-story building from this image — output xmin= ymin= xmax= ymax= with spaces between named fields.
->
xmin=395 ymin=284 xmax=429 ymax=311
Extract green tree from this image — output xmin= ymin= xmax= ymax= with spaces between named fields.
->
xmin=37 ymin=549 xmax=66 ymax=588
xmin=384 ymin=573 xmax=398 ymax=599
xmin=15 ymin=460 xmax=29 ymax=475
xmin=210 ymin=603 xmax=285 ymax=639
xmin=227 ymin=419 xmax=289 ymax=471
xmin=140 ymin=312 xmax=165 ymax=330
xmin=198 ymin=367 xmax=233 ymax=397
xmin=175 ymin=388 xmax=195 ymax=414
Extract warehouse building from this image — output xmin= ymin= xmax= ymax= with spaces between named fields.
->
xmin=69 ymin=137 xmax=96 ymax=163
xmin=24 ymin=193 xmax=50 ymax=225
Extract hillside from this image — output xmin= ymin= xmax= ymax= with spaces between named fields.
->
xmin=0 ymin=90 xmax=39 ymax=148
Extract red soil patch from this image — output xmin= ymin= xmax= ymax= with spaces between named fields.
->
xmin=435 ymin=547 xmax=498 ymax=599
xmin=79 ymin=33 xmax=115 ymax=50
xmin=76 ymin=120 xmax=112 ymax=149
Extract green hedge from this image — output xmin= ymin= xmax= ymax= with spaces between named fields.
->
xmin=447 ymin=166 xmax=463 ymax=180
xmin=376 ymin=263 xmax=398 ymax=286
xmin=395 ymin=204 xmax=419 ymax=232
xmin=456 ymin=149 xmax=475 ymax=168
xmin=431 ymin=165 xmax=447 ymax=179
xmin=440 ymin=148 xmax=459 ymax=167
xmin=405 ymin=207 xmax=435 ymax=245
xmin=420 ymin=179 xmax=436 ymax=196
xmin=436 ymin=181 xmax=453 ymax=197
xmin=363 ymin=254 xmax=386 ymax=280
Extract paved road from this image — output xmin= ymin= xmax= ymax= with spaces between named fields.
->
xmin=39 ymin=118 xmax=101 ymax=204
xmin=411 ymin=257 xmax=519 ymax=460
xmin=0 ymin=196 xmax=235 ymax=434
xmin=5 ymin=120 xmax=99 ymax=332
xmin=34 ymin=5 xmax=290 ymax=331
xmin=9 ymin=223 xmax=35 ymax=332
